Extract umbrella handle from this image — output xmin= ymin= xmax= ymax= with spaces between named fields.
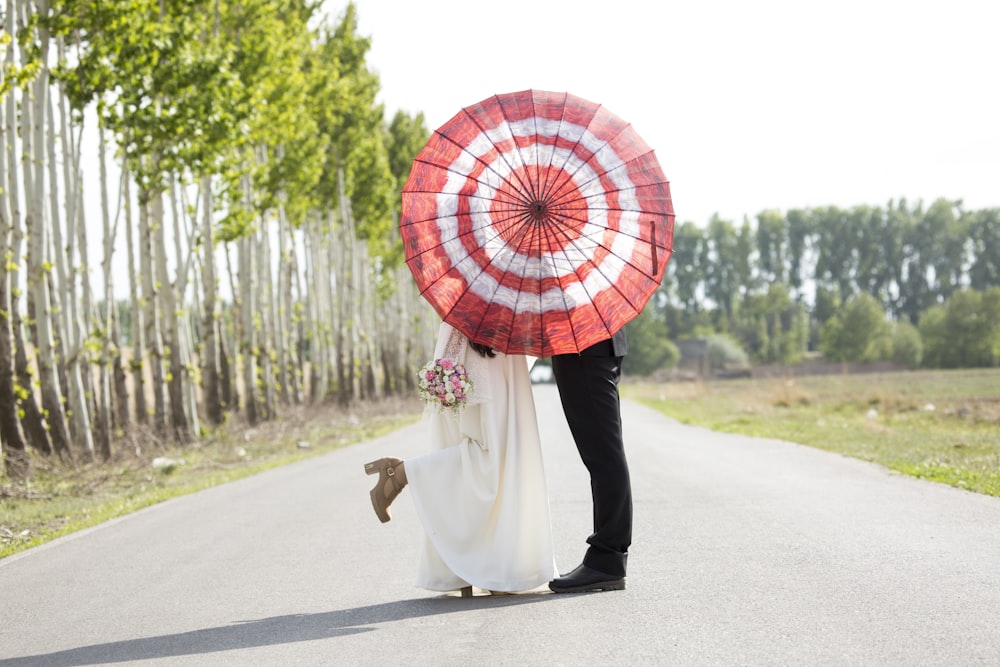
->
xmin=651 ymin=223 xmax=658 ymax=276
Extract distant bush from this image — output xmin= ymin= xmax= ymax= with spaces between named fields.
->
xmin=891 ymin=320 xmax=923 ymax=369
xmin=919 ymin=288 xmax=1000 ymax=368
xmin=623 ymin=309 xmax=680 ymax=376
xmin=706 ymin=334 xmax=749 ymax=372
xmin=819 ymin=293 xmax=892 ymax=362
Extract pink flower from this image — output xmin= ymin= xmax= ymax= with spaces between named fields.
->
xmin=439 ymin=358 xmax=454 ymax=370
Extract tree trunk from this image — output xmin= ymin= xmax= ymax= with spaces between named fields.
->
xmin=295 ymin=224 xmax=313 ymax=401
xmin=331 ymin=209 xmax=348 ymax=405
xmin=24 ymin=3 xmax=72 ymax=461
xmin=5 ymin=0 xmax=51 ymax=458
xmin=170 ymin=185 xmax=200 ymax=440
xmin=48 ymin=81 xmax=93 ymax=459
xmin=179 ymin=306 xmax=200 ymax=437
xmin=138 ymin=187 xmax=168 ymax=435
xmin=305 ymin=215 xmax=325 ymax=402
xmin=112 ymin=302 xmax=130 ymax=432
xmin=256 ymin=222 xmax=275 ymax=421
xmin=285 ymin=225 xmax=303 ymax=404
xmin=158 ymin=178 xmax=191 ymax=442
xmin=322 ymin=213 xmax=336 ymax=400
xmin=338 ymin=171 xmax=359 ymax=404
xmin=199 ymin=175 xmax=222 ymax=424
xmin=377 ymin=257 xmax=407 ymax=396
xmin=0 ymin=58 xmax=28 ymax=476
xmin=222 ymin=243 xmax=239 ymax=412
xmin=218 ymin=312 xmax=235 ymax=413
xmin=0 ymin=269 xmax=27 ymax=476
xmin=45 ymin=268 xmax=72 ymax=415
xmin=239 ymin=232 xmax=258 ymax=425
xmin=358 ymin=240 xmax=380 ymax=398
xmin=11 ymin=306 xmax=53 ymax=455
xmin=72 ymin=123 xmax=100 ymax=457
xmin=274 ymin=205 xmax=291 ymax=405
xmin=123 ymin=168 xmax=147 ymax=424
xmin=95 ymin=123 xmax=117 ymax=459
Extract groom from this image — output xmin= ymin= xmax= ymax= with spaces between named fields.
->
xmin=548 ymin=329 xmax=630 ymax=593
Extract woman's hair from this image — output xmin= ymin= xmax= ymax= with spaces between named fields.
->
xmin=469 ymin=341 xmax=496 ymax=358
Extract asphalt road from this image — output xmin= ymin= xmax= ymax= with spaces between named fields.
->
xmin=2 ymin=384 xmax=999 ymax=666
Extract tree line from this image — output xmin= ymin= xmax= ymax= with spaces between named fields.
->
xmin=624 ymin=199 xmax=1000 ymax=375
xmin=0 ymin=0 xmax=440 ymax=479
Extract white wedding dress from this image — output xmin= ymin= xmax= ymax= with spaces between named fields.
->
xmin=405 ymin=323 xmax=558 ymax=593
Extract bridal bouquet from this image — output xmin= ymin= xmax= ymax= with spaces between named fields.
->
xmin=417 ymin=357 xmax=473 ymax=413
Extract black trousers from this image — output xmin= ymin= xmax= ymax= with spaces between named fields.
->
xmin=551 ymin=341 xmax=631 ymax=576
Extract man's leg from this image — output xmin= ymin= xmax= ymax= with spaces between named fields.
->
xmin=551 ymin=349 xmax=631 ymax=578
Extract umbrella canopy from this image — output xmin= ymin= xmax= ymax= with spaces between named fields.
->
xmin=401 ymin=89 xmax=674 ymax=357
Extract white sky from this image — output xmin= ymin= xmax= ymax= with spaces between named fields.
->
xmin=334 ymin=0 xmax=1000 ymax=226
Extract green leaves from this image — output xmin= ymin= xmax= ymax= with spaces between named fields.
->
xmin=819 ymin=293 xmax=892 ymax=362
xmin=919 ymin=288 xmax=1000 ymax=368
xmin=659 ymin=199 xmax=1000 ymax=369
xmin=48 ymin=0 xmax=409 ymax=254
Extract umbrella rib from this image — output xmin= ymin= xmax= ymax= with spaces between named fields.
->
xmin=496 ymin=92 xmax=568 ymax=210
xmin=404 ymin=208 xmax=533 ymax=266
xmin=523 ymin=232 xmax=580 ymax=353
xmin=542 ymin=117 xmax=664 ymax=215
xmin=546 ymin=150 xmax=665 ymax=212
xmin=466 ymin=222 xmax=536 ymax=345
xmin=404 ymin=156 xmax=532 ymax=212
xmin=521 ymin=93 xmax=544 ymax=203
xmin=539 ymin=91 xmax=600 ymax=205
xmin=508 ymin=207 xmax=546 ymax=350
xmin=533 ymin=91 xmax=570 ymax=206
xmin=538 ymin=112 xmax=611 ymax=206
xmin=545 ymin=208 xmax=668 ymax=316
xmin=540 ymin=218 xmax=609 ymax=350
xmin=409 ymin=211 xmax=537 ymax=344
xmin=564 ymin=208 xmax=674 ymax=272
xmin=459 ymin=103 xmax=540 ymax=207
xmin=402 ymin=186 xmax=529 ymax=224
xmin=419 ymin=117 xmax=540 ymax=214
xmin=426 ymin=253 xmax=502 ymax=345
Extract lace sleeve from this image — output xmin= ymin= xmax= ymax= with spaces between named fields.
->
xmin=434 ymin=321 xmax=468 ymax=361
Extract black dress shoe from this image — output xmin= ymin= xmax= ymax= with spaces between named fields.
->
xmin=548 ymin=564 xmax=625 ymax=593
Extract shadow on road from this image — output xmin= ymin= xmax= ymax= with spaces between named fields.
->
xmin=0 ymin=593 xmax=553 ymax=666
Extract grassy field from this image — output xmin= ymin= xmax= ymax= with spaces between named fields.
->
xmin=0 ymin=399 xmax=422 ymax=560
xmin=622 ymin=368 xmax=1000 ymax=497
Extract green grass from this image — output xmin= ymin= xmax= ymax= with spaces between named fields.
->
xmin=1 ymin=400 xmax=422 ymax=560
xmin=623 ymin=368 xmax=1000 ymax=497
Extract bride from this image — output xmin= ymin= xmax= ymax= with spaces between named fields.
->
xmin=364 ymin=322 xmax=557 ymax=595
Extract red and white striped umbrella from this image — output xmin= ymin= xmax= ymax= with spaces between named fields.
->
xmin=401 ymin=89 xmax=675 ymax=357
